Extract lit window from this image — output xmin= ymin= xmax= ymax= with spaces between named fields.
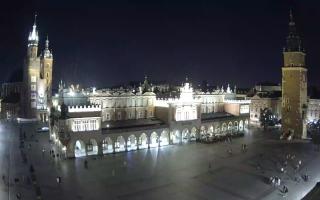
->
xmin=31 ymin=76 xmax=36 ymax=83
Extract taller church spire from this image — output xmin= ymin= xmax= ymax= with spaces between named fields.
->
xmin=28 ymin=14 xmax=39 ymax=47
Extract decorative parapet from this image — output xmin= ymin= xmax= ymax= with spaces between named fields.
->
xmin=224 ymin=100 xmax=251 ymax=104
xmin=57 ymin=104 xmax=102 ymax=113
xmin=155 ymin=97 xmax=202 ymax=107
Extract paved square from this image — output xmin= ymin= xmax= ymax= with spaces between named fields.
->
xmin=1 ymin=122 xmax=320 ymax=200
xmin=195 ymin=167 xmax=275 ymax=200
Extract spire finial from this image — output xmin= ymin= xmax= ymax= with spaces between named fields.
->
xmin=34 ymin=13 xmax=37 ymax=26
xmin=289 ymin=8 xmax=295 ymax=26
xmin=45 ymin=35 xmax=49 ymax=49
xmin=28 ymin=13 xmax=39 ymax=44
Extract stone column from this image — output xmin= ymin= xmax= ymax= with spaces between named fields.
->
xmin=97 ymin=142 xmax=103 ymax=156
xmin=112 ymin=143 xmax=115 ymax=154
xmin=66 ymin=144 xmax=74 ymax=158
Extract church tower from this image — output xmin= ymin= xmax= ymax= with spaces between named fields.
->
xmin=281 ymin=10 xmax=308 ymax=139
xmin=23 ymin=15 xmax=53 ymax=121
xmin=24 ymin=15 xmax=40 ymax=118
xmin=41 ymin=36 xmax=53 ymax=106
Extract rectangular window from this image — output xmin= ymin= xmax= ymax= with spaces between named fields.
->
xmin=31 ymin=101 xmax=36 ymax=108
xmin=31 ymin=76 xmax=36 ymax=83
xmin=31 ymin=84 xmax=36 ymax=91
xmin=31 ymin=93 xmax=37 ymax=99
xmin=106 ymin=113 xmax=110 ymax=120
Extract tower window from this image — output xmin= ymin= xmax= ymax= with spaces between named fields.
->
xmin=31 ymin=76 xmax=36 ymax=83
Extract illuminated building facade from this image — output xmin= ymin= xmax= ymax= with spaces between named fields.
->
xmin=50 ymin=78 xmax=250 ymax=158
xmin=23 ymin=16 xmax=53 ymax=121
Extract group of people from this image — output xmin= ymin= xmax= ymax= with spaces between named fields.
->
xmin=269 ymin=176 xmax=281 ymax=186
xmin=226 ymin=143 xmax=248 ymax=156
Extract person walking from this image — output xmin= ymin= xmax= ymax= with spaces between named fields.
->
xmin=16 ymin=193 xmax=21 ymax=199
xmin=84 ymin=160 xmax=88 ymax=169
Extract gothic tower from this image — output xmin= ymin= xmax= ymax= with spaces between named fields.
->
xmin=23 ymin=15 xmax=53 ymax=121
xmin=41 ymin=36 xmax=53 ymax=106
xmin=24 ymin=15 xmax=40 ymax=118
xmin=281 ymin=10 xmax=307 ymax=139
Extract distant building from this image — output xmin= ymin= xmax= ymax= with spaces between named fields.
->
xmin=249 ymin=83 xmax=282 ymax=124
xmin=307 ymin=99 xmax=320 ymax=123
xmin=254 ymin=82 xmax=281 ymax=93
xmin=0 ymin=93 xmax=20 ymax=119
xmin=0 ymin=82 xmax=24 ymax=119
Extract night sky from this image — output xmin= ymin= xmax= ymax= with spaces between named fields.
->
xmin=0 ymin=0 xmax=319 ymax=89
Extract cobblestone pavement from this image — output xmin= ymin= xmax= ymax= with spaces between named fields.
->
xmin=3 ymin=121 xmax=320 ymax=200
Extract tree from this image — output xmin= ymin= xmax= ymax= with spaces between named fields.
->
xmin=259 ymin=108 xmax=278 ymax=130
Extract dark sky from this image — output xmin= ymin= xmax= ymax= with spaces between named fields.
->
xmin=0 ymin=0 xmax=319 ymax=89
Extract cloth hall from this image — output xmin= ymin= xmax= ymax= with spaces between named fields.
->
xmin=50 ymin=78 xmax=250 ymax=158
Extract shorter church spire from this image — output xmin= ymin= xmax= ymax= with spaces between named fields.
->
xmin=45 ymin=35 xmax=49 ymax=49
xmin=43 ymin=35 xmax=52 ymax=58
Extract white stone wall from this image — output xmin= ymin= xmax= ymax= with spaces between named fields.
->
xmin=89 ymin=91 xmax=156 ymax=121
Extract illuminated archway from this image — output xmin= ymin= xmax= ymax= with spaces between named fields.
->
xmin=222 ymin=123 xmax=227 ymax=133
xmin=87 ymin=139 xmax=98 ymax=156
xmin=139 ymin=133 xmax=148 ymax=149
xmin=127 ymin=135 xmax=137 ymax=151
xmin=102 ymin=137 xmax=113 ymax=154
xmin=228 ymin=122 xmax=233 ymax=133
xmin=215 ymin=125 xmax=220 ymax=134
xmin=149 ymin=132 xmax=159 ymax=148
xmin=190 ymin=127 xmax=197 ymax=141
xmin=200 ymin=126 xmax=207 ymax=139
xmin=74 ymin=140 xmax=86 ymax=157
xmin=172 ymin=130 xmax=181 ymax=144
xmin=160 ymin=130 xmax=169 ymax=146
xmin=182 ymin=129 xmax=190 ymax=143
xmin=234 ymin=121 xmax=239 ymax=132
xmin=239 ymin=120 xmax=244 ymax=131
xmin=115 ymin=136 xmax=126 ymax=152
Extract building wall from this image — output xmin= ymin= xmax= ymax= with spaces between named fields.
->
xmin=250 ymin=96 xmax=281 ymax=123
xmin=307 ymin=99 xmax=320 ymax=122
xmin=282 ymin=54 xmax=308 ymax=138
xmin=89 ymin=91 xmax=156 ymax=122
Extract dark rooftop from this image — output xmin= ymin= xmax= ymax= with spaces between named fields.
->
xmin=2 ymin=92 xmax=20 ymax=103
xmin=201 ymin=112 xmax=235 ymax=121
xmin=102 ymin=118 xmax=166 ymax=131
